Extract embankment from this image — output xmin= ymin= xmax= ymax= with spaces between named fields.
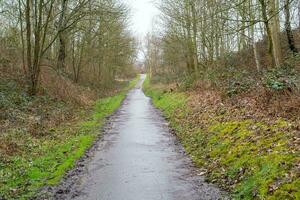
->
xmin=143 ymin=76 xmax=299 ymax=200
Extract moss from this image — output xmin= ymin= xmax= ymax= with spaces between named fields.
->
xmin=270 ymin=179 xmax=300 ymax=200
xmin=143 ymin=76 xmax=299 ymax=200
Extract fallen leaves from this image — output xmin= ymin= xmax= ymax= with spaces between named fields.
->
xmin=146 ymin=82 xmax=300 ymax=199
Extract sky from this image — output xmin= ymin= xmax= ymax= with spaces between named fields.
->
xmin=123 ymin=0 xmax=160 ymax=61
xmin=124 ymin=0 xmax=160 ymax=39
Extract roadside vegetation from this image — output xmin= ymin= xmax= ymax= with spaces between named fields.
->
xmin=144 ymin=77 xmax=299 ymax=199
xmin=0 ymin=0 xmax=138 ymax=199
xmin=0 ymin=74 xmax=138 ymax=199
xmin=1 ymin=0 xmax=300 ymax=199
xmin=144 ymin=0 xmax=300 ymax=199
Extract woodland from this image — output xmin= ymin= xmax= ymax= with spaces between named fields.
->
xmin=0 ymin=0 xmax=137 ymax=198
xmin=0 ymin=0 xmax=300 ymax=199
xmin=144 ymin=0 xmax=300 ymax=199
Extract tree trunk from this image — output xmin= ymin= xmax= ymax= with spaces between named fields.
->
xmin=25 ymin=0 xmax=34 ymax=94
xmin=284 ymin=0 xmax=298 ymax=53
xmin=253 ymin=42 xmax=261 ymax=72
xmin=57 ymin=34 xmax=66 ymax=72
xmin=18 ymin=0 xmax=27 ymax=75
xmin=30 ymin=0 xmax=43 ymax=95
xmin=269 ymin=0 xmax=282 ymax=67
xmin=250 ymin=0 xmax=261 ymax=72
xmin=190 ymin=0 xmax=199 ymax=74
xmin=57 ymin=0 xmax=68 ymax=72
xmin=259 ymin=0 xmax=275 ymax=67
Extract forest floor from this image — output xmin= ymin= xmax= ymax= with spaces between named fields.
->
xmin=0 ymin=70 xmax=139 ymax=199
xmin=143 ymin=76 xmax=300 ymax=200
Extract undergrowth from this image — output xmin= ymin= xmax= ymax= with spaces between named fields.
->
xmin=0 ymin=76 xmax=139 ymax=199
xmin=143 ymin=76 xmax=300 ymax=200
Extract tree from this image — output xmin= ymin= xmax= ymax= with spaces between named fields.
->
xmin=269 ymin=0 xmax=282 ymax=66
xmin=0 ymin=0 xmax=137 ymax=94
xmin=148 ymin=0 xmax=296 ymax=80
xmin=23 ymin=0 xmax=56 ymax=95
xmin=284 ymin=0 xmax=298 ymax=53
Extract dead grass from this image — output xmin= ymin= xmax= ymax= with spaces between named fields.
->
xmin=40 ymin=67 xmax=96 ymax=106
xmin=189 ymin=82 xmax=300 ymax=121
xmin=145 ymin=78 xmax=300 ymax=199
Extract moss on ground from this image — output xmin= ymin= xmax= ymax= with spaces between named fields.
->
xmin=143 ymin=76 xmax=300 ymax=200
xmin=0 ymin=76 xmax=139 ymax=199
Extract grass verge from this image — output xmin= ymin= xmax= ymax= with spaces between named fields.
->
xmin=0 ymin=76 xmax=139 ymax=199
xmin=143 ymin=76 xmax=299 ymax=200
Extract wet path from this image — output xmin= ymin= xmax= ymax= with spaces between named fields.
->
xmin=61 ymin=75 xmax=226 ymax=200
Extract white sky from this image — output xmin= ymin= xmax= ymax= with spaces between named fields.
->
xmin=124 ymin=0 xmax=160 ymax=61
xmin=124 ymin=0 xmax=160 ymax=38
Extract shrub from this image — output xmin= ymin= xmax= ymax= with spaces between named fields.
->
xmin=263 ymin=64 xmax=299 ymax=91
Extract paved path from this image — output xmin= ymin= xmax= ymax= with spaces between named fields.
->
xmin=59 ymin=75 xmax=227 ymax=200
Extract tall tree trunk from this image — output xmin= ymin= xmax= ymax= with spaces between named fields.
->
xmin=25 ymin=0 xmax=33 ymax=94
xmin=251 ymin=25 xmax=261 ymax=72
xmin=284 ymin=0 xmax=298 ymax=53
xmin=71 ymin=37 xmax=78 ymax=82
xmin=259 ymin=0 xmax=275 ymax=67
xmin=250 ymin=0 xmax=261 ymax=72
xmin=18 ymin=0 xmax=26 ymax=75
xmin=30 ymin=0 xmax=43 ymax=95
xmin=57 ymin=34 xmax=66 ymax=72
xmin=190 ymin=0 xmax=199 ymax=74
xmin=269 ymin=0 xmax=282 ymax=67
xmin=185 ymin=1 xmax=195 ymax=74
xmin=57 ymin=0 xmax=68 ymax=72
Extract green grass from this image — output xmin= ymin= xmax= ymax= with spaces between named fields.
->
xmin=143 ymin=75 xmax=187 ymax=117
xmin=0 ymin=76 xmax=139 ymax=199
xmin=143 ymin=76 xmax=300 ymax=200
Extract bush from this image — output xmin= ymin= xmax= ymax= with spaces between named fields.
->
xmin=263 ymin=64 xmax=299 ymax=91
xmin=202 ymin=66 xmax=256 ymax=97
xmin=179 ymin=74 xmax=196 ymax=90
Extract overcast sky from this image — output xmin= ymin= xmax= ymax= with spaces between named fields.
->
xmin=123 ymin=0 xmax=160 ymax=61
xmin=124 ymin=0 xmax=160 ymax=38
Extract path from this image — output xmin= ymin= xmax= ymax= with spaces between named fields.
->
xmin=56 ymin=75 xmax=227 ymax=200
